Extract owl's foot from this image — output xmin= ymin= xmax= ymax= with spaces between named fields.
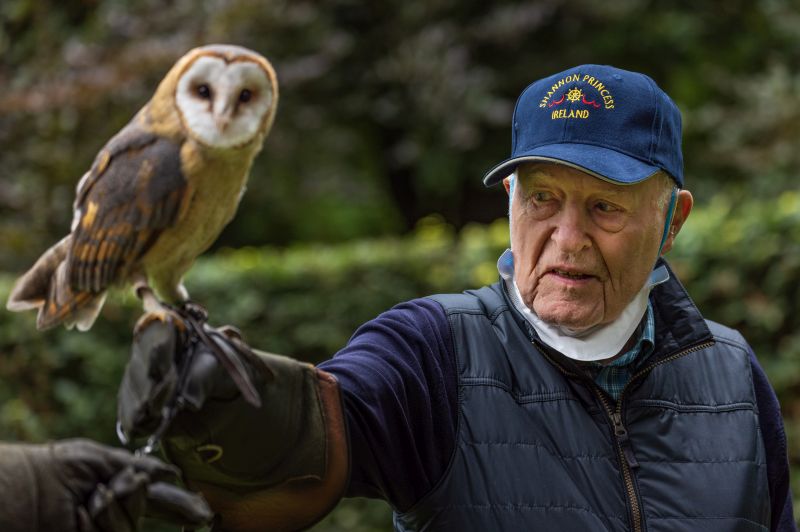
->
xmin=133 ymin=307 xmax=186 ymax=337
xmin=179 ymin=300 xmax=209 ymax=323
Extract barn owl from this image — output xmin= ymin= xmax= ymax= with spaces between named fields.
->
xmin=7 ymin=44 xmax=279 ymax=331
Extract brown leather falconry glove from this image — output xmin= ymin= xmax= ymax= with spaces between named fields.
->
xmin=117 ymin=312 xmax=348 ymax=532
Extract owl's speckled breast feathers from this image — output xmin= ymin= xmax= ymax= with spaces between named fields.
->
xmin=7 ymin=44 xmax=278 ymax=330
xmin=142 ymin=139 xmax=258 ymax=302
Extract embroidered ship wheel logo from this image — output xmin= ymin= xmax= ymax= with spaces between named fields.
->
xmin=566 ymin=88 xmax=583 ymax=103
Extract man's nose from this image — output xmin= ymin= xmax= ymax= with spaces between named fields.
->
xmin=551 ymin=202 xmax=592 ymax=253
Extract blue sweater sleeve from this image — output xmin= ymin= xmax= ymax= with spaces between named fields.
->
xmin=749 ymin=349 xmax=797 ymax=531
xmin=318 ymin=298 xmax=458 ymax=512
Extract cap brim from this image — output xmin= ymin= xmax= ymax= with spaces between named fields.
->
xmin=482 ymin=143 xmax=662 ymax=187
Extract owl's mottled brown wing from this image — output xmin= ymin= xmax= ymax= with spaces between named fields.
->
xmin=69 ymin=121 xmax=189 ymax=292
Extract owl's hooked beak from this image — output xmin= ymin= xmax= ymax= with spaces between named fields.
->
xmin=215 ymin=114 xmax=232 ymax=132
xmin=214 ymin=103 xmax=234 ymax=132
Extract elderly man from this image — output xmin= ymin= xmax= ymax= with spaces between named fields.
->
xmin=119 ymin=65 xmax=794 ymax=531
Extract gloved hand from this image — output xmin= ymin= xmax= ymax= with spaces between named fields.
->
xmin=0 ymin=438 xmax=212 ymax=532
xmin=117 ymin=311 xmax=328 ymax=492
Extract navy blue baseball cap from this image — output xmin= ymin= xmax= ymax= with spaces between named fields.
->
xmin=483 ymin=64 xmax=684 ymax=188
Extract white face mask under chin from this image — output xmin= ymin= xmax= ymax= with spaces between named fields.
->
xmin=498 ymin=249 xmax=669 ymax=362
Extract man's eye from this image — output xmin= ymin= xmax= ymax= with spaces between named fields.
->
xmin=595 ymin=201 xmax=619 ymax=213
xmin=532 ymin=191 xmax=552 ymax=202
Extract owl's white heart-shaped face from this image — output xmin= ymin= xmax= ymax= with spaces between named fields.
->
xmin=175 ymin=55 xmax=275 ymax=148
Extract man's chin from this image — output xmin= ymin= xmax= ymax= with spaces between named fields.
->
xmin=532 ymin=303 xmax=603 ymax=333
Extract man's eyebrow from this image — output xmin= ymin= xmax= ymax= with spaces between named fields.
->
xmin=592 ymin=186 xmax=629 ymax=197
xmin=520 ymin=171 xmax=629 ymax=195
xmin=518 ymin=169 xmax=557 ymax=184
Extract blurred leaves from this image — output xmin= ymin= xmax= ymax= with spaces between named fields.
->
xmin=4 ymin=0 xmax=800 ymax=271
xmin=669 ymin=190 xmax=800 ymax=386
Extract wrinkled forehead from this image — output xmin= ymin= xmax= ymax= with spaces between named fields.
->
xmin=516 ymin=161 xmax=636 ymax=194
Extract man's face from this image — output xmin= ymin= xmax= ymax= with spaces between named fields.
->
xmin=507 ymin=163 xmax=677 ymax=332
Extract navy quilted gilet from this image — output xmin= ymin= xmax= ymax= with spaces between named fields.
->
xmin=394 ymin=278 xmax=770 ymax=532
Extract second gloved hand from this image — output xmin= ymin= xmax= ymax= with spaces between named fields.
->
xmin=0 ymin=438 xmax=212 ymax=532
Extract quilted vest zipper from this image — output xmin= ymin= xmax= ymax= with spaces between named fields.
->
xmin=610 ymin=340 xmax=715 ymax=531
xmin=535 ymin=339 xmax=715 ymax=532
xmin=596 ymin=390 xmax=642 ymax=531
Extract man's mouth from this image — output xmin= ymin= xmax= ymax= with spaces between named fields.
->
xmin=550 ymin=268 xmax=594 ymax=281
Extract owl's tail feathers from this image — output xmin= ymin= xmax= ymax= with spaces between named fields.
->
xmin=6 ymin=236 xmax=107 ymax=331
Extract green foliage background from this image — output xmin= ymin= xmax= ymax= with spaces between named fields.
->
xmin=1 ymin=0 xmax=799 ymax=529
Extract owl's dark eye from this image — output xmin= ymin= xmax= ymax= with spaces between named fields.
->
xmin=196 ymin=84 xmax=212 ymax=99
xmin=239 ymin=89 xmax=252 ymax=103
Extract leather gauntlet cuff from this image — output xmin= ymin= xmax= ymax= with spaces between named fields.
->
xmin=163 ymin=350 xmax=334 ymax=493
xmin=188 ymin=367 xmax=349 ymax=532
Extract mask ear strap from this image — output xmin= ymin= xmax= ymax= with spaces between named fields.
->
xmin=507 ymin=175 xmax=516 ymax=247
xmin=657 ymin=188 xmax=678 ymax=255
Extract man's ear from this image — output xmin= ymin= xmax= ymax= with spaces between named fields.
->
xmin=660 ymin=189 xmax=694 ymax=255
xmin=503 ymin=176 xmax=512 ymax=195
